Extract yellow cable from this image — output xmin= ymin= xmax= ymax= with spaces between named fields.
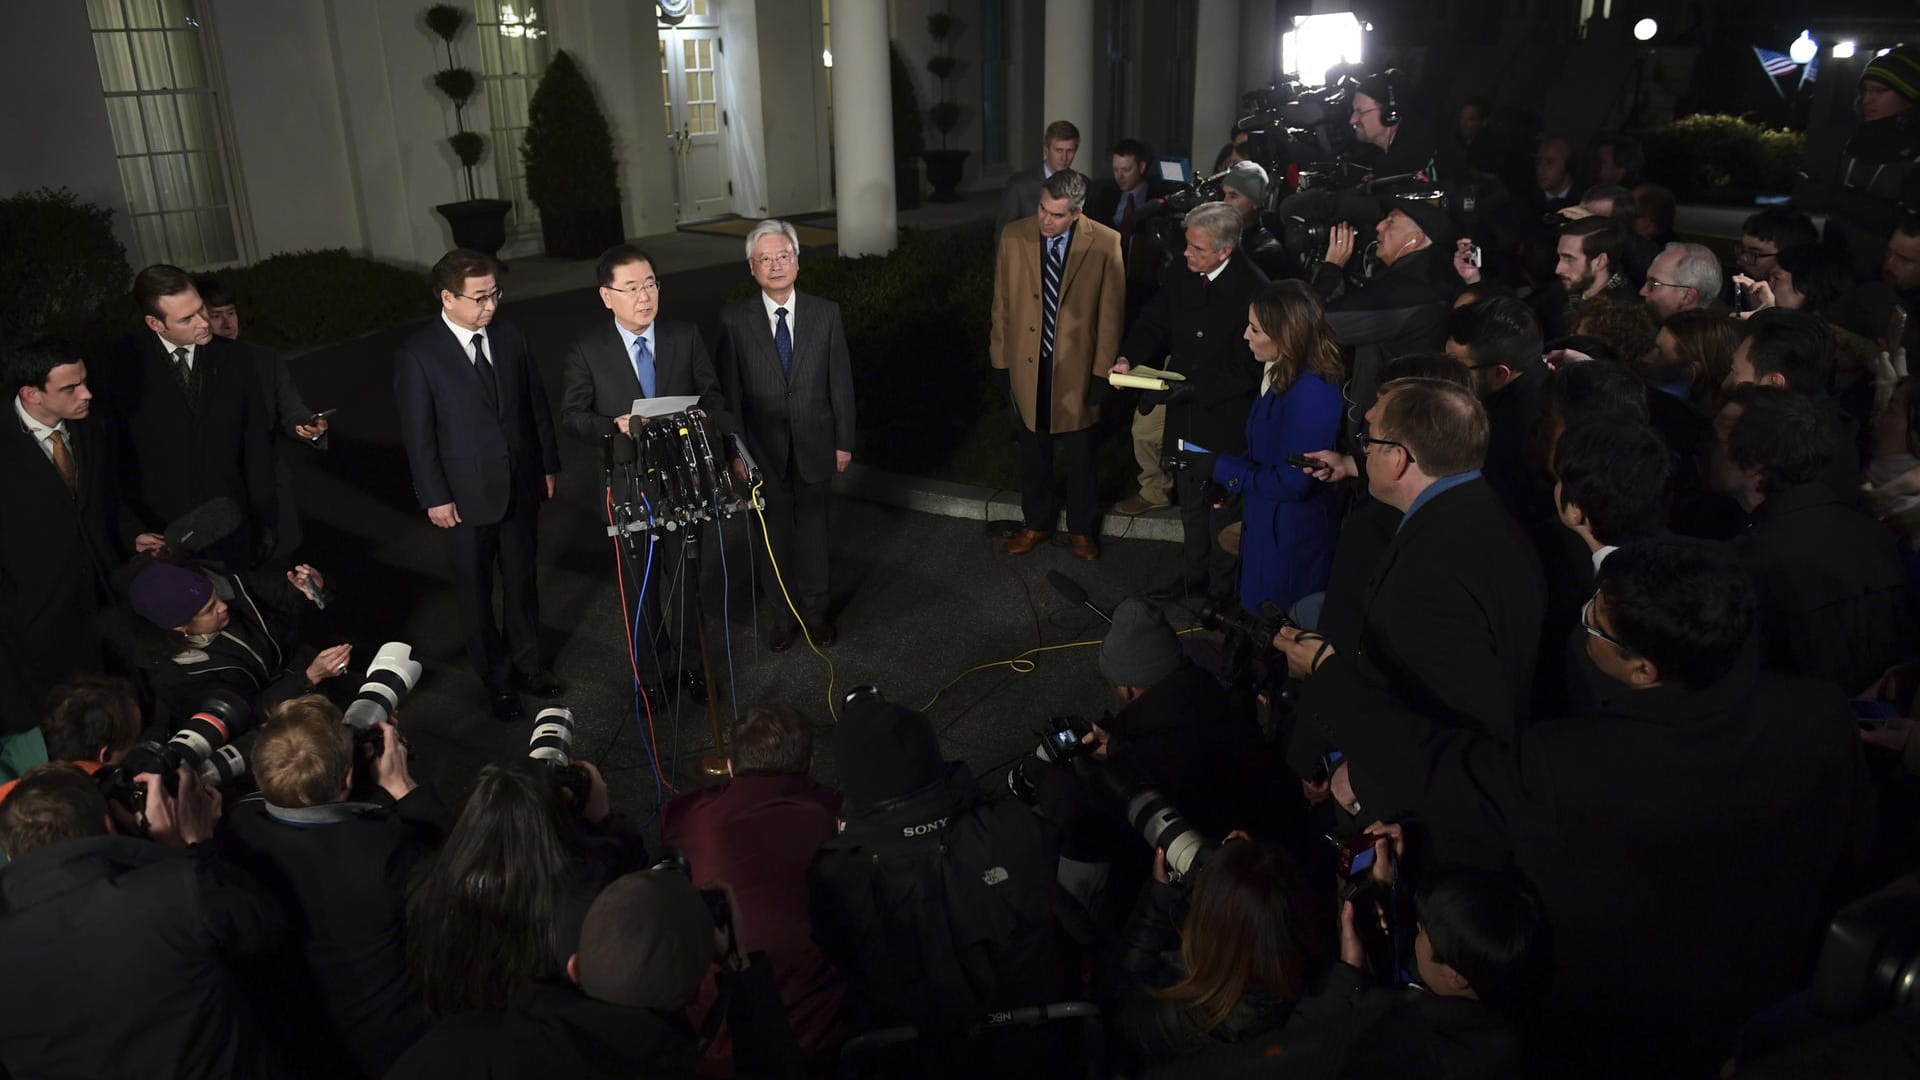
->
xmin=919 ymin=628 xmax=1203 ymax=715
xmin=749 ymin=480 xmax=839 ymax=722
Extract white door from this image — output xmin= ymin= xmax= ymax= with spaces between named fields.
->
xmin=659 ymin=26 xmax=731 ymax=222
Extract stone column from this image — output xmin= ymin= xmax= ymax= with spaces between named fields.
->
xmin=1241 ymin=0 xmax=1278 ymax=90
xmin=1041 ymin=0 xmax=1094 ymax=139
xmin=829 ymin=0 xmax=896 ymax=255
xmin=1190 ymin=0 xmax=1242 ymax=169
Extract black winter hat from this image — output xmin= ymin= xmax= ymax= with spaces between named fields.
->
xmin=833 ymin=693 xmax=945 ymax=810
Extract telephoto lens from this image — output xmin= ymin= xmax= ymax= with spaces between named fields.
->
xmin=102 ymin=689 xmax=257 ymax=812
xmin=1091 ymin=758 xmax=1220 ymax=884
xmin=528 ymin=707 xmax=592 ymax=810
xmin=341 ymin=642 xmax=423 ymax=754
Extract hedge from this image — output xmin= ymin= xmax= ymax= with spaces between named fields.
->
xmin=217 ymin=249 xmax=436 ymax=352
xmin=1642 ymin=114 xmax=1805 ymax=204
xmin=0 ymin=188 xmax=132 ymax=343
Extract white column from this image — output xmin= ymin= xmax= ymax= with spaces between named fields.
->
xmin=1041 ymin=0 xmax=1094 ymax=142
xmin=1240 ymin=0 xmax=1279 ymax=90
xmin=829 ymin=0 xmax=895 ymax=256
xmin=1190 ymin=0 xmax=1242 ymax=169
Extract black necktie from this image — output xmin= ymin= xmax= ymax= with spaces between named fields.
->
xmin=172 ymin=346 xmax=197 ymax=410
xmin=471 ymin=333 xmax=499 ymax=413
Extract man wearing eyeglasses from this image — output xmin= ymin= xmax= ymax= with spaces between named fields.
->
xmin=716 ymin=220 xmax=855 ymax=653
xmin=394 ymin=248 xmax=563 ymax=724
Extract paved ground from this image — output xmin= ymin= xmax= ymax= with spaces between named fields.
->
xmin=283 ymin=230 xmax=1185 ymax=828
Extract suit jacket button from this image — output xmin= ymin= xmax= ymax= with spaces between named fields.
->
xmin=1195 ymin=330 xmax=1204 ymax=338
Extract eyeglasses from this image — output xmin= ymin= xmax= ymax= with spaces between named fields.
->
xmin=1737 ymin=245 xmax=1779 ymax=264
xmin=1581 ymin=593 xmax=1633 ymax=653
xmin=459 ymin=289 xmax=504 ymax=307
xmin=1354 ymin=428 xmax=1413 ymax=463
xmin=1642 ymin=276 xmax=1688 ymax=292
xmin=604 ymin=280 xmax=661 ymax=298
xmin=1350 ymin=107 xmax=1380 ymax=120
xmin=752 ymin=251 xmax=797 ymax=269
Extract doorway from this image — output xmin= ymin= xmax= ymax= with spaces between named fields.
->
xmin=659 ymin=4 xmax=732 ymax=222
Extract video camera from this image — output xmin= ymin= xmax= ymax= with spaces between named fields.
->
xmin=526 ymin=706 xmax=594 ymax=811
xmin=1006 ymin=716 xmax=1220 ymax=884
xmin=341 ymin=642 xmax=422 ymax=758
xmin=97 ymin=688 xmax=254 ymax=814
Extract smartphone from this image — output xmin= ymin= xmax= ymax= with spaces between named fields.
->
xmin=1286 ymin=452 xmax=1321 ymax=471
xmin=1466 ymin=244 xmax=1482 ymax=269
xmin=1852 ymin=699 xmax=1899 ymax=730
xmin=1330 ymin=829 xmax=1377 ymax=878
xmin=1177 ymin=438 xmax=1213 ymax=456
xmin=308 ymin=407 xmax=338 ymax=424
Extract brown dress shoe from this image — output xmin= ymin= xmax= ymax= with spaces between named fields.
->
xmin=1115 ymin=494 xmax=1169 ymax=515
xmin=1006 ymin=528 xmax=1053 ymax=555
xmin=1070 ymin=534 xmax=1100 ymax=560
xmin=769 ymin=623 xmax=799 ymax=653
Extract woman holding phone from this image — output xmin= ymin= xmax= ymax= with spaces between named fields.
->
xmin=1208 ymin=280 xmax=1346 ymax=615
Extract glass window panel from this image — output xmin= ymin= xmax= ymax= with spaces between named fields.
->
xmin=168 ymin=31 xmax=205 ymax=88
xmin=131 ymin=31 xmax=173 ymax=89
xmin=105 ymin=96 xmax=147 ymax=154
xmin=700 ymin=103 xmax=714 ymax=133
xmin=499 ymin=34 xmax=525 ymax=76
xmin=160 ymin=0 xmax=196 ymax=27
xmin=201 ymin=209 xmax=237 ymax=264
xmin=697 ymin=40 xmax=710 ymax=69
xmin=477 ymin=29 xmax=501 ymax=81
xmin=694 ymin=0 xmax=707 ymax=15
xmin=142 ymin=95 xmax=184 ymax=152
xmin=189 ymin=150 xmax=227 ymax=205
xmin=684 ymin=40 xmax=696 ymax=68
xmin=119 ymin=158 xmax=158 ymax=215
xmin=153 ymin=153 xmax=195 ymax=211
xmin=94 ymin=34 xmax=137 ymax=93
xmin=134 ymin=216 xmax=167 ymax=261
xmin=700 ymin=72 xmax=713 ymax=102
xmin=163 ymin=211 xmax=203 ymax=267
xmin=476 ymin=0 xmax=501 ymax=22
xmin=87 ymin=0 xmax=126 ymax=29
xmin=178 ymin=92 xmax=214 ymax=150
xmin=124 ymin=0 xmax=163 ymax=29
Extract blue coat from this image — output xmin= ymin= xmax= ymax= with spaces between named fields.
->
xmin=1211 ymin=371 xmax=1343 ymax=613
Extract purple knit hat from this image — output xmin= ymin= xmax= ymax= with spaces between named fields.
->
xmin=129 ymin=563 xmax=213 ymax=628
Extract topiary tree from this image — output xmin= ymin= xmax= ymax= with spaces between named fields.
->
xmin=522 ymin=50 xmax=619 ymax=217
xmin=926 ymin=11 xmax=962 ymax=149
xmin=425 ymin=4 xmax=484 ymax=201
xmin=0 ymin=188 xmax=131 ymax=342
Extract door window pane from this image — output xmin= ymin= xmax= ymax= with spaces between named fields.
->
xmin=473 ymin=0 xmax=551 ymax=231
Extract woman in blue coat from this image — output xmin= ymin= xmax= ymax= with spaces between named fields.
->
xmin=1210 ymin=280 xmax=1346 ymax=614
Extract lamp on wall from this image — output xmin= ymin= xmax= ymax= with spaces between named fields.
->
xmin=1633 ymin=18 xmax=1658 ymax=42
xmin=1789 ymin=30 xmax=1818 ymax=65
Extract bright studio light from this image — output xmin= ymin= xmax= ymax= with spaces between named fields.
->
xmin=1833 ymin=40 xmax=1857 ymax=60
xmin=1789 ymin=30 xmax=1817 ymax=65
xmin=1633 ymin=18 xmax=1658 ymax=42
xmin=1281 ymin=12 xmax=1363 ymax=88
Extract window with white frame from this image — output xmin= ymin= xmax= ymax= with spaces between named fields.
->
xmin=85 ymin=0 xmax=242 ymax=267
xmin=474 ymin=0 xmax=550 ymax=230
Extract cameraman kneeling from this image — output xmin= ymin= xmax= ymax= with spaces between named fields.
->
xmin=1035 ymin=599 xmax=1298 ymax=929
xmin=0 ymin=761 xmax=286 ymax=1079
xmin=221 ymin=695 xmax=450 ymax=1078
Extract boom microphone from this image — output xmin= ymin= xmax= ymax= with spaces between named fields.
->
xmin=1046 ymin=570 xmax=1112 ymax=623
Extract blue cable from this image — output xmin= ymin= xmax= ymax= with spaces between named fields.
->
xmin=630 ymin=494 xmax=667 ymax=807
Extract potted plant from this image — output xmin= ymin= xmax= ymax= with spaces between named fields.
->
xmin=890 ymin=44 xmax=924 ymax=210
xmin=425 ymin=4 xmax=512 ymax=255
xmin=921 ymin=10 xmax=969 ymax=202
xmin=522 ymin=51 xmax=624 ymax=258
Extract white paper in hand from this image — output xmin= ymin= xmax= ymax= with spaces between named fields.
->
xmin=630 ymin=395 xmax=702 ymax=418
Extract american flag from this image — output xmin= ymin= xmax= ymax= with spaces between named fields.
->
xmin=1753 ymin=46 xmax=1801 ymax=77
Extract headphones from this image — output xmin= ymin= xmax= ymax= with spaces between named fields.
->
xmin=1374 ymin=68 xmax=1403 ymax=127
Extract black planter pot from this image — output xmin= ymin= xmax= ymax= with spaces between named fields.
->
xmin=895 ymin=161 xmax=922 ymax=210
xmin=540 ymin=206 xmax=625 ymax=260
xmin=434 ymin=198 xmax=514 ymax=256
xmin=922 ymin=149 xmax=970 ymax=202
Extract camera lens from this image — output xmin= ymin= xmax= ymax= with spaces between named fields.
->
xmin=527 ymin=707 xmax=575 ymax=766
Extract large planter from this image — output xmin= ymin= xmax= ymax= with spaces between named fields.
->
xmin=895 ymin=161 xmax=922 ymax=211
xmin=921 ymin=149 xmax=969 ymax=203
xmin=434 ymin=198 xmax=514 ymax=256
xmin=540 ymin=206 xmax=624 ymax=259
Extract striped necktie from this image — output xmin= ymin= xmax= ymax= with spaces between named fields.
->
xmin=1041 ymin=234 xmax=1064 ymax=356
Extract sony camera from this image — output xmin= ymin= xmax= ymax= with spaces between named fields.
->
xmin=97 ymin=688 xmax=254 ymax=814
xmin=341 ymin=642 xmax=422 ymax=758
xmin=527 ymin=706 xmax=593 ymax=811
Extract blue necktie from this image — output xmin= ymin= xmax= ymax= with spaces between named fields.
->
xmin=774 ymin=306 xmax=793 ymax=380
xmin=1041 ymin=235 xmax=1064 ymax=356
xmin=632 ymin=334 xmax=655 ymax=398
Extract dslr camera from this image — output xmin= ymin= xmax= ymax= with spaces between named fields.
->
xmin=96 ymin=688 xmax=254 ymax=814
xmin=527 ymin=706 xmax=594 ymax=811
xmin=341 ymin=642 xmax=422 ymax=758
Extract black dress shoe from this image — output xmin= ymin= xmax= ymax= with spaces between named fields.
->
xmin=518 ymin=670 xmax=565 ymax=698
xmin=491 ymin=693 xmax=526 ymax=724
xmin=682 ymin=667 xmax=709 ymax=705
xmin=810 ymin=622 xmax=838 ymax=648
xmin=770 ymin=623 xmax=799 ymax=653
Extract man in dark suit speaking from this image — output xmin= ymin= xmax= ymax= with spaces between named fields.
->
xmin=394 ymin=249 xmax=563 ymax=724
xmin=716 ymin=220 xmax=856 ymax=652
xmin=561 ymin=244 xmax=730 ymax=688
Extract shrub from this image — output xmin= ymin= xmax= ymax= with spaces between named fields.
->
xmin=522 ymin=50 xmax=620 ymax=216
xmin=216 ymin=250 xmax=435 ymax=351
xmin=1643 ymin=114 xmax=1804 ymax=202
xmin=0 ymin=188 xmax=131 ymax=343
xmin=889 ymin=44 xmax=924 ymax=164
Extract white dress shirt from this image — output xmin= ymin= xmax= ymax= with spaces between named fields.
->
xmin=442 ymin=312 xmax=490 ymax=364
xmin=156 ymin=334 xmax=196 ymax=369
xmin=761 ymin=290 xmax=798 ymax=340
xmin=13 ymin=396 xmax=67 ymax=467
